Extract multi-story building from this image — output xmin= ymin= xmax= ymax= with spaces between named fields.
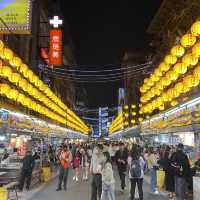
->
xmin=0 ymin=0 xmax=77 ymax=113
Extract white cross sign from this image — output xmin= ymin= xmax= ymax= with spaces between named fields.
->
xmin=50 ymin=16 xmax=63 ymax=28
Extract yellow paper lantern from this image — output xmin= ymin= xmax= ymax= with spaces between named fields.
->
xmin=124 ymin=105 xmax=128 ymax=109
xmin=0 ymin=84 xmax=10 ymax=94
xmin=140 ymin=87 xmax=146 ymax=93
xmin=132 ymin=112 xmax=136 ymax=116
xmin=150 ymin=74 xmax=159 ymax=82
xmin=3 ymin=48 xmax=13 ymax=60
xmin=19 ymin=64 xmax=28 ymax=74
xmin=131 ymin=119 xmax=136 ymax=124
xmin=1 ymin=66 xmax=12 ymax=77
xmin=173 ymin=63 xmax=187 ymax=74
xmin=131 ymin=104 xmax=136 ymax=109
xmin=194 ymin=65 xmax=200 ymax=79
xmin=0 ymin=40 xmax=4 ymax=50
xmin=191 ymin=75 xmax=199 ymax=87
xmin=164 ymin=55 xmax=177 ymax=65
xmin=10 ymin=57 xmax=22 ymax=68
xmin=9 ymin=73 xmax=20 ymax=83
xmin=139 ymin=117 xmax=143 ymax=122
xmin=159 ymin=105 xmax=165 ymax=111
xmin=183 ymin=75 xmax=193 ymax=88
xmin=124 ymin=113 xmax=129 ymax=118
xmin=174 ymin=82 xmax=184 ymax=94
xmin=147 ymin=80 xmax=154 ymax=87
xmin=154 ymin=68 xmax=162 ymax=77
xmin=161 ymin=77 xmax=171 ymax=87
xmin=167 ymin=70 xmax=179 ymax=81
xmin=159 ymin=62 xmax=170 ymax=72
xmin=192 ymin=43 xmax=200 ymax=58
xmin=124 ymin=121 xmax=129 ymax=126
xmin=17 ymin=93 xmax=25 ymax=103
xmin=182 ymin=53 xmax=198 ymax=66
xmin=171 ymin=100 xmax=178 ymax=107
xmin=181 ymin=34 xmax=196 ymax=48
xmin=191 ymin=21 xmax=200 ymax=37
xmin=162 ymin=93 xmax=168 ymax=103
xmin=8 ymin=89 xmax=18 ymax=100
xmin=171 ymin=45 xmax=185 ymax=57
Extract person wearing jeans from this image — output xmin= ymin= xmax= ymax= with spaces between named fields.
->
xmin=149 ymin=168 xmax=157 ymax=193
xmin=56 ymin=145 xmax=72 ymax=191
xmin=129 ymin=144 xmax=145 ymax=200
xmin=101 ymin=152 xmax=115 ymax=200
xmin=147 ymin=147 xmax=158 ymax=194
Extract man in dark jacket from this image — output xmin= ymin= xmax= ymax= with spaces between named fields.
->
xmin=171 ymin=143 xmax=190 ymax=200
xmin=19 ymin=151 xmax=35 ymax=191
xmin=115 ymin=142 xmax=128 ymax=192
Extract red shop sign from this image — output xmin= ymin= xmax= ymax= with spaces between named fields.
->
xmin=49 ymin=29 xmax=62 ymax=66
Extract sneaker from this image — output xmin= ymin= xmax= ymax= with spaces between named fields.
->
xmin=73 ymin=176 xmax=76 ymax=181
xmin=75 ymin=177 xmax=78 ymax=182
xmin=153 ymin=191 xmax=159 ymax=195
xmin=56 ymin=188 xmax=62 ymax=191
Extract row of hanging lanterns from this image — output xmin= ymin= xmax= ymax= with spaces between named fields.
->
xmin=109 ymin=112 xmax=124 ymax=134
xmin=140 ymin=21 xmax=200 ymax=97
xmin=139 ymin=21 xmax=200 ymax=115
xmin=0 ymin=40 xmax=89 ymax=133
xmin=140 ymin=64 xmax=200 ymax=114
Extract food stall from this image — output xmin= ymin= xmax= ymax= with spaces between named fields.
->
xmin=0 ymin=108 xmax=88 ymax=190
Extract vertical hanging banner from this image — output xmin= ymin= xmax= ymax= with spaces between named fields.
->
xmin=49 ymin=29 xmax=62 ymax=66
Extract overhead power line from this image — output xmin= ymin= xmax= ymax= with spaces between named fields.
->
xmin=48 ymin=62 xmax=152 ymax=73
xmin=39 ymin=64 xmax=151 ymax=78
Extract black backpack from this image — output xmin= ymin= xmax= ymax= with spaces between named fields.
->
xmin=130 ymin=159 xmax=142 ymax=178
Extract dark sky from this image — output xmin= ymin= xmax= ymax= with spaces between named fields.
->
xmin=59 ymin=0 xmax=163 ymax=108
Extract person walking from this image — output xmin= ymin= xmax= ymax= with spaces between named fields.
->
xmin=18 ymin=150 xmax=35 ymax=191
xmin=72 ymin=148 xmax=81 ymax=182
xmin=129 ymin=145 xmax=145 ymax=200
xmin=115 ymin=142 xmax=128 ymax=192
xmin=159 ymin=146 xmax=175 ymax=199
xmin=171 ymin=143 xmax=191 ymax=200
xmin=56 ymin=145 xmax=72 ymax=191
xmin=80 ymin=148 xmax=89 ymax=181
xmin=101 ymin=151 xmax=115 ymax=200
xmin=90 ymin=144 xmax=104 ymax=200
xmin=147 ymin=147 xmax=159 ymax=194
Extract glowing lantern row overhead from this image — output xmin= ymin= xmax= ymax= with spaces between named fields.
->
xmin=139 ymin=20 xmax=200 ymax=115
xmin=0 ymin=40 xmax=89 ymax=134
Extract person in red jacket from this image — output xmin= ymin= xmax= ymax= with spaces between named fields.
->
xmin=56 ymin=145 xmax=72 ymax=191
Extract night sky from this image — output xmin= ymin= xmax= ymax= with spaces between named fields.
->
xmin=59 ymin=0 xmax=163 ymax=108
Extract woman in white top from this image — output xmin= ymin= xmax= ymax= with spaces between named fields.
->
xmin=101 ymin=151 xmax=115 ymax=200
xmin=128 ymin=145 xmax=145 ymax=200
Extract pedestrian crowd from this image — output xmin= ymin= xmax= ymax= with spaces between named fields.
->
xmin=17 ymin=141 xmax=199 ymax=200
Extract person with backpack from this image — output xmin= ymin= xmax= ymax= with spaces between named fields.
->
xmin=128 ymin=144 xmax=145 ymax=200
xmin=101 ymin=151 xmax=115 ymax=200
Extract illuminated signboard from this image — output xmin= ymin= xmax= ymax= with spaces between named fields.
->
xmin=0 ymin=0 xmax=32 ymax=34
xmin=49 ymin=29 xmax=62 ymax=66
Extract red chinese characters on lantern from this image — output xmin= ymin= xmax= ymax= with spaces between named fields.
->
xmin=49 ymin=29 xmax=62 ymax=66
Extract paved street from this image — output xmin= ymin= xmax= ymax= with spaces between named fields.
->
xmin=28 ymin=169 xmax=167 ymax=200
